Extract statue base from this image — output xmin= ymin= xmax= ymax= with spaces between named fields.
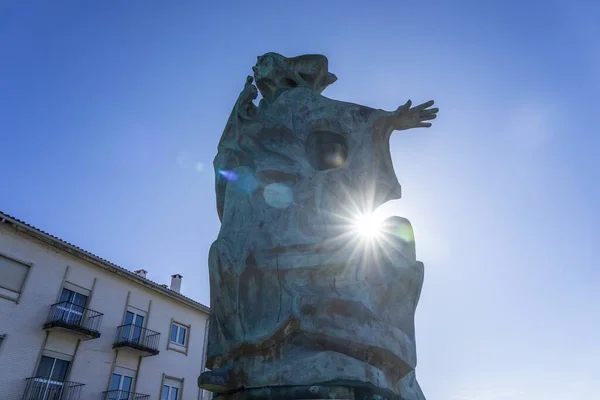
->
xmin=210 ymin=384 xmax=403 ymax=400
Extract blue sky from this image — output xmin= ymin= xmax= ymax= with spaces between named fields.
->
xmin=1 ymin=1 xmax=598 ymax=399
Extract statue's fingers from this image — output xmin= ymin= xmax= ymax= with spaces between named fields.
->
xmin=397 ymin=100 xmax=412 ymax=112
xmin=414 ymin=100 xmax=435 ymax=111
xmin=421 ymin=107 xmax=439 ymax=115
xmin=418 ymin=122 xmax=432 ymax=128
xmin=420 ymin=114 xmax=437 ymax=121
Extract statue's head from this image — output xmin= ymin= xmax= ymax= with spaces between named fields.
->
xmin=217 ymin=53 xmax=401 ymax=244
xmin=252 ymin=52 xmax=338 ymax=101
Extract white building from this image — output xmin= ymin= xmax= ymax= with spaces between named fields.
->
xmin=0 ymin=211 xmax=211 ymax=400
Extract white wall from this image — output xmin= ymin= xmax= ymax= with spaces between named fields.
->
xmin=0 ymin=224 xmax=209 ymax=400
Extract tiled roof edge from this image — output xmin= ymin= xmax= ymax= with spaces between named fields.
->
xmin=0 ymin=211 xmax=210 ymax=315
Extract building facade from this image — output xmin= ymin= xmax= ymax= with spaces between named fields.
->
xmin=0 ymin=212 xmax=211 ymax=400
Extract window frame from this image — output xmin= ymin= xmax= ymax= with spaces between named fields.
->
xmin=161 ymin=384 xmax=179 ymax=400
xmin=59 ymin=287 xmax=89 ymax=306
xmin=170 ymin=323 xmax=187 ymax=346
xmin=159 ymin=374 xmax=183 ymax=400
xmin=36 ymin=355 xmax=71 ymax=381
xmin=0 ymin=252 xmax=33 ymax=303
xmin=106 ymin=366 xmax=137 ymax=396
xmin=56 ymin=288 xmax=89 ymax=326
xmin=166 ymin=319 xmax=190 ymax=355
xmin=28 ymin=354 xmax=72 ymax=398
xmin=119 ymin=310 xmax=146 ymax=345
xmin=110 ymin=372 xmax=134 ymax=392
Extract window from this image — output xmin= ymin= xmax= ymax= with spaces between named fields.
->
xmin=167 ymin=321 xmax=189 ymax=354
xmin=119 ymin=311 xmax=145 ymax=344
xmin=56 ymin=288 xmax=88 ymax=325
xmin=108 ymin=373 xmax=133 ymax=400
xmin=37 ymin=356 xmax=70 ymax=381
xmin=59 ymin=288 xmax=88 ymax=306
xmin=25 ymin=356 xmax=70 ymax=400
xmin=161 ymin=385 xmax=179 ymax=400
xmin=0 ymin=254 xmax=30 ymax=301
xmin=170 ymin=323 xmax=187 ymax=346
xmin=161 ymin=377 xmax=182 ymax=400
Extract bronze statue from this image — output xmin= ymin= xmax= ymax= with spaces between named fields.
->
xmin=199 ymin=52 xmax=437 ymax=400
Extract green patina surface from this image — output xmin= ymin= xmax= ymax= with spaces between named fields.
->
xmin=199 ymin=53 xmax=438 ymax=400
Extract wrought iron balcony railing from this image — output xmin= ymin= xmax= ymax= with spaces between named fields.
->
xmin=22 ymin=377 xmax=84 ymax=400
xmin=112 ymin=324 xmax=160 ymax=356
xmin=102 ymin=390 xmax=150 ymax=400
xmin=43 ymin=301 xmax=103 ymax=338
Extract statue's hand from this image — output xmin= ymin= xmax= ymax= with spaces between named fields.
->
xmin=241 ymin=75 xmax=258 ymax=102
xmin=388 ymin=100 xmax=438 ymax=131
xmin=237 ymin=76 xmax=258 ymax=120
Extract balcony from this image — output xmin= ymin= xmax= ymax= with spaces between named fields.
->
xmin=43 ymin=302 xmax=103 ymax=339
xmin=22 ymin=377 xmax=84 ymax=400
xmin=102 ymin=390 xmax=150 ymax=400
xmin=112 ymin=324 xmax=160 ymax=356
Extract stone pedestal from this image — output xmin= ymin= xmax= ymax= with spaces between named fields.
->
xmin=212 ymin=385 xmax=401 ymax=400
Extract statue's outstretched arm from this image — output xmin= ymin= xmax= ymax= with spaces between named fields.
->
xmin=382 ymin=100 xmax=438 ymax=132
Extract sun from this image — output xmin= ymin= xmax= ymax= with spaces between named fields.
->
xmin=353 ymin=213 xmax=382 ymax=238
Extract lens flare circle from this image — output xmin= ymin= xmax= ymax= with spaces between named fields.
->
xmin=263 ymin=183 xmax=293 ymax=209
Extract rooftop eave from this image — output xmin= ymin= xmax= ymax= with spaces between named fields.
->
xmin=0 ymin=212 xmax=210 ymax=315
